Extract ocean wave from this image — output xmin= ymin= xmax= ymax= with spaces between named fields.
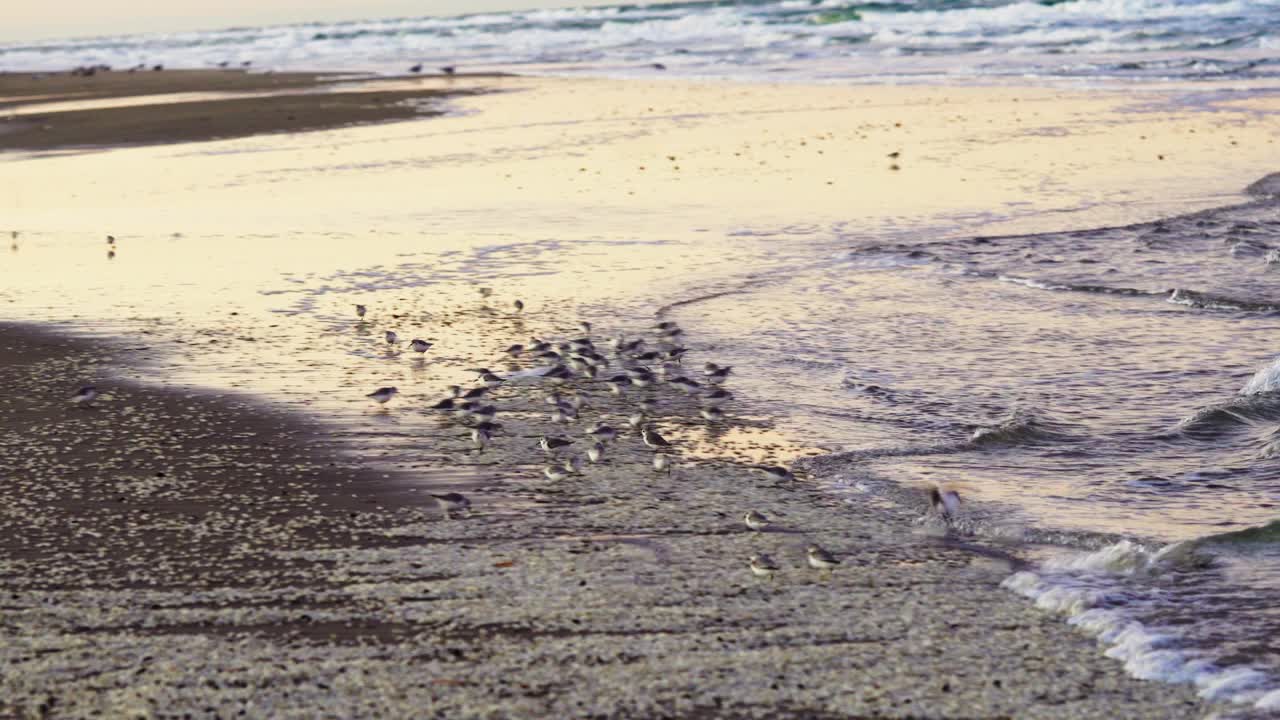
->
xmin=1 ymin=0 xmax=1276 ymax=81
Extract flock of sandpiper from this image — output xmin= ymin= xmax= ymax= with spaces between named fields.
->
xmin=353 ymin=298 xmax=961 ymax=582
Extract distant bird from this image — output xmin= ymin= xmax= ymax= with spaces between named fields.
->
xmin=701 ymin=406 xmax=726 ymax=423
xmin=543 ymin=365 xmax=572 ymax=384
xmin=749 ymin=554 xmax=780 ymax=580
xmin=540 ymin=435 xmax=573 ymax=454
xmin=355 ymin=304 xmax=367 ymax=319
xmin=409 ymin=63 xmax=423 ymax=73
xmin=505 ymin=344 xmax=525 ymax=357
xmin=807 ymin=545 xmax=840 ymax=575
xmin=459 ymin=387 xmax=488 ymax=400
xmin=543 ymin=464 xmax=570 ymax=481
xmin=513 ymin=299 xmax=524 ymax=313
xmin=587 ymin=441 xmax=605 ymax=463
xmin=704 ymin=388 xmax=733 ymax=406
xmin=706 ymin=366 xmax=732 ymax=385
xmin=106 ymin=235 xmax=115 ymax=246
xmin=430 ymin=492 xmax=470 ymax=519
xmin=756 ymin=466 xmax=795 ymax=483
xmin=70 ymin=386 xmax=98 ymax=407
xmin=743 ymin=510 xmax=770 ymax=532
xmin=586 ymin=423 xmax=617 ymax=443
xmin=429 ymin=397 xmax=455 ymax=410
xmin=478 ymin=371 xmax=506 ymax=388
xmin=653 ymin=454 xmax=672 ymax=474
xmin=367 ymin=386 xmax=399 ymax=405
xmin=440 ymin=65 xmax=457 ymax=75
xmin=652 ymin=63 xmax=667 ymax=71
xmin=384 ymin=330 xmax=398 ymax=345
xmin=410 ymin=339 xmax=433 ymax=354
xmin=579 ymin=321 xmax=592 ymax=334
xmin=561 ymin=455 xmax=582 ymax=475
xmin=887 ymin=151 xmax=901 ymax=159
xmin=930 ymin=486 xmax=961 ymax=522
xmin=471 ymin=427 xmax=490 ymax=452
xmin=641 ymin=426 xmax=671 ymax=449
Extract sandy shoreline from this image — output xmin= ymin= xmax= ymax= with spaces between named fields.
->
xmin=0 ymin=320 xmax=1215 ymax=717
xmin=5 ymin=69 xmax=1280 ymax=716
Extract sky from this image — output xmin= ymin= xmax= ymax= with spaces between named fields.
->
xmin=4 ymin=1 xmax=613 ymax=42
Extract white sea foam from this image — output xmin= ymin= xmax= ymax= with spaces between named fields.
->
xmin=1241 ymin=356 xmax=1280 ymax=395
xmin=0 ymin=0 xmax=1276 ymax=82
xmin=1003 ymin=543 xmax=1280 ymax=708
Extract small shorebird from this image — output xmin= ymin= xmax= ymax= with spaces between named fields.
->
xmin=749 ymin=554 xmax=780 ymax=581
xmin=653 ymin=453 xmax=672 ymax=474
xmin=543 ymin=464 xmax=570 ymax=481
xmin=429 ymin=397 xmax=455 ymax=410
xmin=106 ymin=235 xmax=116 ymax=246
xmin=706 ymin=366 xmax=732 ymax=385
xmin=930 ymin=486 xmax=961 ymax=522
xmin=586 ymin=423 xmax=617 ymax=443
xmin=579 ymin=321 xmax=592 ymax=334
xmin=478 ymin=371 xmax=506 ymax=389
xmin=704 ymin=388 xmax=733 ymax=406
xmin=669 ymin=377 xmax=701 ymax=393
xmin=756 ymin=466 xmax=795 ymax=483
xmin=440 ymin=65 xmax=457 ymax=75
xmin=743 ymin=511 xmax=770 ymax=532
xmin=430 ymin=492 xmax=470 ymax=519
xmin=70 ymin=386 xmax=98 ymax=407
xmin=384 ymin=330 xmax=398 ymax=345
xmin=807 ymin=545 xmax=840 ymax=576
xmin=513 ymin=299 xmax=524 ymax=313
xmin=561 ymin=455 xmax=582 ymax=475
xmin=505 ymin=344 xmax=525 ymax=357
xmin=355 ymin=304 xmax=367 ymax=319
xmin=640 ymin=426 xmax=671 ymax=449
xmin=606 ymin=374 xmax=631 ymax=395
xmin=367 ymin=386 xmax=399 ymax=405
xmin=410 ymin=339 xmax=433 ymax=353
xmin=700 ymin=406 xmax=725 ymax=423
xmin=587 ymin=441 xmax=605 ymax=463
xmin=543 ymin=365 xmax=572 ymax=384
xmin=471 ymin=427 xmax=490 ymax=452
xmin=540 ymin=435 xmax=573 ymax=454
xmin=459 ymin=387 xmax=488 ymax=400
xmin=409 ymin=63 xmax=423 ymax=73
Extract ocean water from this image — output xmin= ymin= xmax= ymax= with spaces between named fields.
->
xmin=2 ymin=0 xmax=1279 ymax=83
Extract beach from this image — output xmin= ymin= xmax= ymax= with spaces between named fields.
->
xmin=3 ymin=67 xmax=1280 ymax=717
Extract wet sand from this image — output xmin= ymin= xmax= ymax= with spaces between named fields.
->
xmin=0 ymin=321 xmax=1213 ymax=718
xmin=4 ymin=71 xmax=1280 ymax=716
xmin=0 ymin=69 xmax=486 ymax=150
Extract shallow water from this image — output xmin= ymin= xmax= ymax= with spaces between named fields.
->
xmin=666 ymin=180 xmax=1280 ymax=709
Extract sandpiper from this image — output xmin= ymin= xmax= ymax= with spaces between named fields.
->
xmin=505 ymin=344 xmax=525 ymax=357
xmin=587 ymin=441 xmax=605 ymax=463
xmin=470 ymin=404 xmax=497 ymax=423
xmin=543 ymin=464 xmax=570 ymax=481
xmin=355 ymin=304 xmax=367 ymax=319
xmin=586 ymin=423 xmax=617 ymax=443
xmin=756 ymin=465 xmax=795 ymax=483
xmin=479 ymin=371 xmax=506 ymax=389
xmin=700 ymin=406 xmax=725 ymax=423
xmin=367 ymin=386 xmax=399 ymax=405
xmin=606 ymin=375 xmax=631 ymax=395
xmin=429 ymin=397 xmax=455 ymax=410
xmin=513 ymin=299 xmax=524 ymax=313
xmin=410 ymin=339 xmax=433 ymax=354
xmin=561 ymin=455 xmax=582 ymax=474
xmin=106 ymin=235 xmax=116 ymax=246
xmin=384 ymin=330 xmax=398 ymax=345
xmin=704 ymin=388 xmax=733 ymax=406
xmin=459 ymin=387 xmax=488 ymax=400
xmin=653 ymin=453 xmax=672 ymax=474
xmin=749 ymin=554 xmax=780 ymax=581
xmin=540 ymin=435 xmax=573 ymax=454
xmin=669 ymin=377 xmax=701 ymax=393
xmin=807 ymin=545 xmax=840 ymax=575
xmin=706 ymin=366 xmax=732 ymax=385
xmin=470 ymin=428 xmax=489 ymax=451
xmin=430 ymin=492 xmax=471 ymax=519
xmin=641 ymin=426 xmax=671 ymax=449
xmin=70 ymin=386 xmax=98 ymax=407
xmin=543 ymin=365 xmax=572 ymax=384
xmin=930 ymin=486 xmax=961 ymax=522
xmin=743 ymin=510 xmax=770 ymax=532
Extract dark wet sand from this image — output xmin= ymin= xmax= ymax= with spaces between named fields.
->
xmin=0 ymin=322 xmax=1215 ymax=718
xmin=0 ymin=69 xmax=487 ymax=150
